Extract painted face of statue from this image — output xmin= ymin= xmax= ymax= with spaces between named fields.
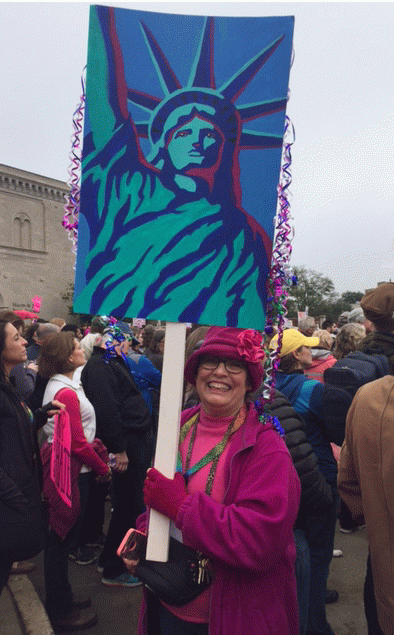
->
xmin=166 ymin=116 xmax=223 ymax=171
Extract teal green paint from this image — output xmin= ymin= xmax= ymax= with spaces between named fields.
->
xmin=225 ymin=231 xmax=254 ymax=285
xmin=167 ymin=117 xmax=218 ymax=171
xmin=82 ymin=144 xmax=129 ymax=224
xmin=155 ymin=225 xmax=223 ymax=297
xmin=140 ymin=23 xmax=170 ymax=97
xmin=86 ymin=7 xmax=116 ymax=149
xmin=186 ymin=17 xmax=208 ymax=88
xmin=130 ymin=174 xmax=175 ymax=219
xmin=75 ymin=160 xmax=267 ymax=329
xmin=242 ymin=130 xmax=283 ymax=141
xmin=124 ymin=172 xmax=143 ymax=222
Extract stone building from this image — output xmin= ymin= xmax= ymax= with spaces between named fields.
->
xmin=0 ymin=164 xmax=75 ymax=320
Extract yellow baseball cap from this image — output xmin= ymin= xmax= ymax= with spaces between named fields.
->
xmin=269 ymin=329 xmax=320 ymax=357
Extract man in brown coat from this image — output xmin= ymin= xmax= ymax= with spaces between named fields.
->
xmin=338 ymin=376 xmax=394 ymax=635
xmin=357 ymin=282 xmax=394 ymax=373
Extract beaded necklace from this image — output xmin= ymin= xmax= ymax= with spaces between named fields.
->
xmin=177 ymin=405 xmax=247 ymax=496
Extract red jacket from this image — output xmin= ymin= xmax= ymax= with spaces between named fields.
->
xmin=305 ymin=352 xmax=336 ymax=383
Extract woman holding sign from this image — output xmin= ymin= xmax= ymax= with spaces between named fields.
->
xmin=39 ymin=332 xmax=111 ymax=632
xmin=123 ymin=327 xmax=300 ymax=635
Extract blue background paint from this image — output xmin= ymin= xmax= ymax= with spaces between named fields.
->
xmin=75 ymin=6 xmax=294 ymax=327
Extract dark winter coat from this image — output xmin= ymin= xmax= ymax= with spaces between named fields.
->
xmin=267 ymin=390 xmax=333 ymax=526
xmin=9 ymin=363 xmax=36 ymax=401
xmin=275 ymin=371 xmax=338 ymax=485
xmin=357 ymin=331 xmax=394 ymax=374
xmin=0 ymin=379 xmax=46 ymax=561
xmin=81 ymin=347 xmax=152 ymax=454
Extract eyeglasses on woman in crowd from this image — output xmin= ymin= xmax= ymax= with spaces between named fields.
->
xmin=199 ymin=356 xmax=247 ymax=374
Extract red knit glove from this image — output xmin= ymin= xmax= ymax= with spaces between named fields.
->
xmin=143 ymin=468 xmax=188 ymax=522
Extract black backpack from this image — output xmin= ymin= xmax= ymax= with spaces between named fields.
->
xmin=323 ymin=351 xmax=390 ymax=446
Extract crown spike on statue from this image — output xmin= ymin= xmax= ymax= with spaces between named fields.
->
xmin=125 ymin=19 xmax=287 ymax=150
xmin=219 ymin=35 xmax=285 ymax=102
xmin=139 ymin=20 xmax=182 ymax=95
xmin=188 ymin=17 xmax=216 ymax=89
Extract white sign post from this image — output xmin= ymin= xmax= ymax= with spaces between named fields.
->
xmin=145 ymin=321 xmax=187 ymax=562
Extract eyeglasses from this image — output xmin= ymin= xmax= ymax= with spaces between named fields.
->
xmin=199 ymin=356 xmax=246 ymax=374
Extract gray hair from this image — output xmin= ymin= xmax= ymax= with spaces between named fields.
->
xmin=36 ymin=323 xmax=60 ymax=341
xmin=80 ymin=332 xmax=103 ymax=360
xmin=337 ymin=311 xmax=350 ymax=327
xmin=298 ymin=316 xmax=315 ymax=331
xmin=348 ymin=307 xmax=365 ymax=324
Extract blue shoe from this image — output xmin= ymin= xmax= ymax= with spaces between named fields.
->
xmin=101 ymin=572 xmax=142 ymax=588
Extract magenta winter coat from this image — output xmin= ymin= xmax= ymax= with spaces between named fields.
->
xmin=137 ymin=403 xmax=301 ymax=635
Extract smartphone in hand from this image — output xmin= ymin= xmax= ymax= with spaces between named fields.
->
xmin=117 ymin=529 xmax=147 ymax=561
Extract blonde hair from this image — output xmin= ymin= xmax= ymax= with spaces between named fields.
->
xmin=50 ymin=318 xmax=66 ymax=329
xmin=312 ymin=329 xmax=333 ymax=351
xmin=333 ymin=323 xmax=366 ymax=360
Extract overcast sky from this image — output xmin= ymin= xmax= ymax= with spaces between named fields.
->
xmin=1 ymin=1 xmax=393 ymax=296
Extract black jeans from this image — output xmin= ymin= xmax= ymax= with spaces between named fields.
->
xmin=305 ymin=487 xmax=338 ymax=635
xmin=158 ymin=603 xmax=209 ymax=635
xmin=364 ymin=552 xmax=384 ymax=635
xmin=101 ymin=432 xmax=147 ymax=579
xmin=44 ymin=472 xmax=90 ymax=619
xmin=78 ymin=474 xmax=110 ymax=546
xmin=294 ymin=528 xmax=311 ymax=635
xmin=339 ymin=499 xmax=359 ymax=531
xmin=0 ymin=559 xmax=14 ymax=596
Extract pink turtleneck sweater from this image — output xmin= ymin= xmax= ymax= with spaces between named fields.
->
xmin=162 ymin=408 xmax=240 ymax=623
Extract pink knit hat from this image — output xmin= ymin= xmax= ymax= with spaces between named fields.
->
xmin=184 ymin=326 xmax=265 ymax=392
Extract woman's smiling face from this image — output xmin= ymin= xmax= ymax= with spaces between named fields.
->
xmin=195 ymin=357 xmax=250 ymax=418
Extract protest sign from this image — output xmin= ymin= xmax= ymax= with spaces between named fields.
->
xmin=74 ymin=5 xmax=293 ymax=331
xmin=50 ymin=410 xmax=72 ymax=508
xmin=74 ymin=4 xmax=294 ymax=560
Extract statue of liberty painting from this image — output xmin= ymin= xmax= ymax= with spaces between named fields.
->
xmin=74 ymin=5 xmax=294 ymax=329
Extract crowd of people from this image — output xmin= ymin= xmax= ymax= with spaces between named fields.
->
xmin=0 ymin=280 xmax=393 ymax=634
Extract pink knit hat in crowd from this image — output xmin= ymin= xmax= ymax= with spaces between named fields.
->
xmin=184 ymin=326 xmax=265 ymax=392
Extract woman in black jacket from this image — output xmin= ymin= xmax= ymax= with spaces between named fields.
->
xmin=0 ymin=320 xmax=61 ymax=594
xmin=266 ymin=389 xmax=333 ymax=635
xmin=81 ymin=332 xmax=153 ymax=587
xmin=267 ymin=390 xmax=333 ymax=518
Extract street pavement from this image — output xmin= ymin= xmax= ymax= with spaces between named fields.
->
xmin=327 ymin=525 xmax=369 ymax=635
xmin=24 ymin=516 xmax=369 ymax=635
xmin=28 ymin=548 xmax=142 ymax=635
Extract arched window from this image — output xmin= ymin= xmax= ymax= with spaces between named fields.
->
xmin=21 ymin=218 xmax=32 ymax=249
xmin=13 ymin=217 xmax=22 ymax=247
xmin=13 ymin=213 xmax=32 ymax=249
